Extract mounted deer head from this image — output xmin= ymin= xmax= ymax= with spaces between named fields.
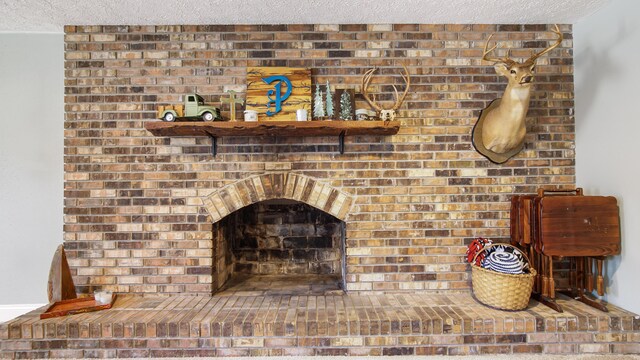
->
xmin=472 ymin=25 xmax=563 ymax=164
xmin=361 ymin=65 xmax=410 ymax=121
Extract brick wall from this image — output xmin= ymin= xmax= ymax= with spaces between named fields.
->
xmin=63 ymin=24 xmax=575 ymax=294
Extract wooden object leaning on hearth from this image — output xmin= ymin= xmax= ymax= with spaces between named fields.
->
xmin=510 ymin=188 xmax=621 ymax=312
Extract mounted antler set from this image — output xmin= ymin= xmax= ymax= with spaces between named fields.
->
xmin=472 ymin=25 xmax=563 ymax=164
xmin=361 ymin=65 xmax=411 ymax=121
xmin=482 ymin=25 xmax=563 ymax=70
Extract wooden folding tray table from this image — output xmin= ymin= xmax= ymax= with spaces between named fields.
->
xmin=511 ymin=188 xmax=621 ymax=312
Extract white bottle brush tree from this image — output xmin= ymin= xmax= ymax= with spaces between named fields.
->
xmin=313 ymin=84 xmax=325 ymax=119
xmin=325 ymin=80 xmax=334 ymax=119
xmin=339 ymin=91 xmax=353 ymax=120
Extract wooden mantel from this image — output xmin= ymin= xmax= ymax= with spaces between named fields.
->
xmin=144 ymin=120 xmax=400 ymax=154
xmin=144 ymin=120 xmax=400 ymax=137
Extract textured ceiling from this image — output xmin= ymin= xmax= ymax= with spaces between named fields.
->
xmin=1 ymin=0 xmax=608 ymax=33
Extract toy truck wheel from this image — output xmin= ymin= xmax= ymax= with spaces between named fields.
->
xmin=163 ymin=112 xmax=175 ymax=122
xmin=202 ymin=112 xmax=214 ymax=122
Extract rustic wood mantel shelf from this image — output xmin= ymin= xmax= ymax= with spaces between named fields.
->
xmin=144 ymin=120 xmax=401 ymax=155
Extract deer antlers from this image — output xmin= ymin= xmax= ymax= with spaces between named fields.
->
xmin=482 ymin=24 xmax=563 ymax=66
xmin=482 ymin=34 xmax=517 ymax=68
xmin=361 ymin=65 xmax=411 ymax=113
xmin=524 ymin=24 xmax=563 ymax=65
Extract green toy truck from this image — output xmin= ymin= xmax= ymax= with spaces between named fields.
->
xmin=157 ymin=94 xmax=222 ymax=122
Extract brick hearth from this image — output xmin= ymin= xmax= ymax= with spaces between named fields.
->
xmin=2 ymin=294 xmax=639 ymax=358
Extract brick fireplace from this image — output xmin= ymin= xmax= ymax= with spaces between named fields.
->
xmin=62 ymin=24 xmax=576 ymax=296
xmin=208 ymin=173 xmax=348 ymax=294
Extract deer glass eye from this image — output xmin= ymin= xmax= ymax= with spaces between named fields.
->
xmin=510 ymin=70 xmax=517 ymax=74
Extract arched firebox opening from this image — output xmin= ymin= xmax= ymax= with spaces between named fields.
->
xmin=213 ymin=199 xmax=346 ymax=295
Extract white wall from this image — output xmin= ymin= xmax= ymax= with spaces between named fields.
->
xmin=575 ymin=0 xmax=640 ymax=314
xmin=0 ymin=34 xmax=64 ymax=306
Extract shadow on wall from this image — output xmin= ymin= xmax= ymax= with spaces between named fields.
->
xmin=575 ymin=16 xmax=638 ymax=299
xmin=574 ymin=24 xmax=629 ymax=122
xmin=606 ymin=195 xmax=624 ymax=295
xmin=586 ymin=187 xmax=626 ymax=297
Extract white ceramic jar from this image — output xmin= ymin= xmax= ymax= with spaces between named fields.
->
xmin=296 ymin=109 xmax=308 ymax=121
xmin=244 ymin=110 xmax=258 ymax=121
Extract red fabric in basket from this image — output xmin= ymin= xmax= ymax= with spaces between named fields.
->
xmin=466 ymin=237 xmax=492 ymax=266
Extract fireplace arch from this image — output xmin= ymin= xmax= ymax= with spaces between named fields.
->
xmin=203 ymin=173 xmax=354 ymax=295
xmin=203 ymin=173 xmax=354 ymax=223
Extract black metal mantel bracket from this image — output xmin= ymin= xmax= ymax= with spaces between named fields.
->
xmin=338 ymin=131 xmax=346 ymax=154
xmin=210 ymin=135 xmax=217 ymax=156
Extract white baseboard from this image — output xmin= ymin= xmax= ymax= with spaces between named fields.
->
xmin=0 ymin=304 xmax=45 ymax=323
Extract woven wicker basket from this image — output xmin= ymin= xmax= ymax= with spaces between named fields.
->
xmin=471 ymin=244 xmax=536 ymax=310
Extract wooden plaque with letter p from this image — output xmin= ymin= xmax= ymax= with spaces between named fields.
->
xmin=246 ymin=67 xmax=311 ymax=121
